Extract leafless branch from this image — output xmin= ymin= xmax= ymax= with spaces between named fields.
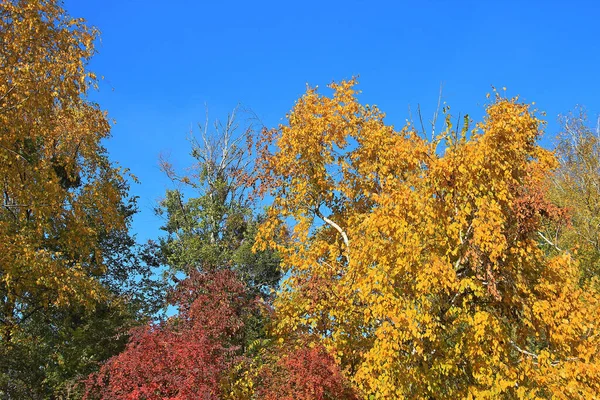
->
xmin=430 ymin=82 xmax=444 ymax=139
xmin=0 ymin=84 xmax=16 ymax=103
xmin=538 ymin=231 xmax=562 ymax=251
xmin=417 ymin=104 xmax=426 ymax=140
xmin=314 ymin=207 xmax=350 ymax=255
xmin=509 ymin=340 xmax=539 ymax=360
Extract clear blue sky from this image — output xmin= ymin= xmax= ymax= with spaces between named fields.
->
xmin=64 ymin=0 xmax=600 ymax=243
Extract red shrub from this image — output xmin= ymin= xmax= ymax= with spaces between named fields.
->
xmin=258 ymin=345 xmax=359 ymax=400
xmin=84 ymin=270 xmax=256 ymax=400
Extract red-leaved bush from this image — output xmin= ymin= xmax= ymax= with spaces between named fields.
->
xmin=257 ymin=345 xmax=359 ymax=400
xmin=84 ymin=270 xmax=256 ymax=400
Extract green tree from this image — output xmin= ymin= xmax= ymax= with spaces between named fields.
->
xmin=83 ymin=111 xmax=282 ymax=399
xmin=155 ymin=109 xmax=280 ymax=297
xmin=1 ymin=198 xmax=165 ymax=399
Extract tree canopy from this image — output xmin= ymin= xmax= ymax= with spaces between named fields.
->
xmin=2 ymin=1 xmax=600 ymax=398
xmin=253 ymin=80 xmax=600 ymax=398
xmin=0 ymin=1 xmax=161 ymax=397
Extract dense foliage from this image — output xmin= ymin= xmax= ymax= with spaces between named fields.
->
xmin=84 ymin=270 xmax=256 ymax=400
xmin=253 ymin=80 xmax=600 ymax=398
xmin=0 ymin=1 xmax=161 ymax=397
xmin=2 ymin=1 xmax=600 ymax=399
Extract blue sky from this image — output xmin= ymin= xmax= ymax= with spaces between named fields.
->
xmin=64 ymin=0 xmax=600 ymax=243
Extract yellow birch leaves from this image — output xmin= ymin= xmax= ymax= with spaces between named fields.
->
xmin=0 ymin=1 xmax=128 ymax=338
xmin=255 ymin=80 xmax=600 ymax=398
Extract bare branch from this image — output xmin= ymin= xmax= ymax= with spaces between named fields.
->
xmin=417 ymin=104 xmax=426 ymax=140
xmin=509 ymin=340 xmax=539 ymax=360
xmin=0 ymin=84 xmax=16 ymax=103
xmin=538 ymin=231 xmax=562 ymax=252
xmin=314 ymin=207 xmax=350 ymax=255
xmin=430 ymin=82 xmax=443 ymax=138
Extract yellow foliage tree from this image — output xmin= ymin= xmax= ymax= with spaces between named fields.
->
xmin=544 ymin=107 xmax=600 ymax=283
xmin=255 ymin=80 xmax=600 ymax=398
xmin=0 ymin=1 xmax=128 ymax=341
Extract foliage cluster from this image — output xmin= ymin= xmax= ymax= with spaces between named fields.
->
xmin=3 ymin=1 xmax=600 ymax=399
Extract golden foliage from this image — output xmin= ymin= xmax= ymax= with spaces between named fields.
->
xmin=0 ymin=1 xmax=128 ymax=338
xmin=255 ymin=80 xmax=600 ymax=398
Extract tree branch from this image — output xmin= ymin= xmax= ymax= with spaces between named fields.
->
xmin=314 ymin=208 xmax=350 ymax=254
xmin=538 ymin=231 xmax=562 ymax=251
xmin=509 ymin=340 xmax=539 ymax=360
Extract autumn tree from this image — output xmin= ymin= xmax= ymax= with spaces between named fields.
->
xmin=0 ymin=1 xmax=159 ymax=397
xmin=87 ymin=108 xmax=365 ymax=399
xmin=84 ymin=269 xmax=257 ymax=400
xmin=544 ymin=107 xmax=600 ymax=282
xmin=254 ymin=80 xmax=600 ymax=398
xmin=233 ymin=343 xmax=358 ymax=400
xmin=2 ymin=200 xmax=166 ymax=398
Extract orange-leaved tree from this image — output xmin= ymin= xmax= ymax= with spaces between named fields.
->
xmin=254 ymin=79 xmax=600 ymax=398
